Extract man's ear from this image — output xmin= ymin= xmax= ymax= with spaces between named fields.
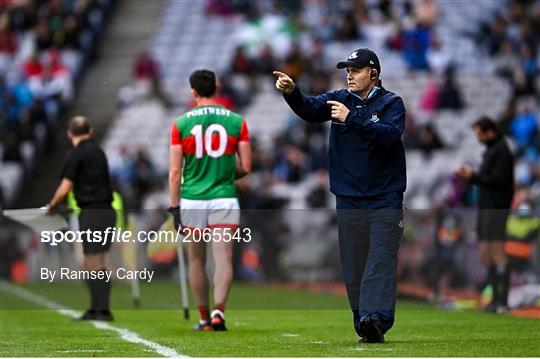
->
xmin=370 ymin=69 xmax=378 ymax=80
xmin=191 ymin=89 xmax=198 ymax=99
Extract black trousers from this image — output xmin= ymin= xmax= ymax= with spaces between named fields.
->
xmin=336 ymin=192 xmax=404 ymax=336
xmin=79 ymin=203 xmax=116 ymax=254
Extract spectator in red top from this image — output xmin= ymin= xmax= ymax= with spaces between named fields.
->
xmin=23 ymin=53 xmax=43 ymax=78
xmin=231 ymin=46 xmax=252 ymax=75
xmin=47 ymin=49 xmax=70 ymax=76
xmin=133 ymin=50 xmax=159 ymax=80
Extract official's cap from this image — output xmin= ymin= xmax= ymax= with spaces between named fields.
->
xmin=336 ymin=48 xmax=381 ymax=73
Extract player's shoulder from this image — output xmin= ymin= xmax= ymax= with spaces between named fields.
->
xmin=173 ymin=108 xmax=200 ymax=127
xmin=228 ymin=108 xmax=244 ymax=122
xmin=175 ymin=110 xmax=191 ymax=123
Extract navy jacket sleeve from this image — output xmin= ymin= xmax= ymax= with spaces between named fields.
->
xmin=282 ymin=86 xmax=336 ymax=123
xmin=345 ymin=96 xmax=405 ymax=146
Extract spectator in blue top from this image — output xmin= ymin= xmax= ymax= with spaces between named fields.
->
xmin=510 ymin=103 xmax=538 ymax=151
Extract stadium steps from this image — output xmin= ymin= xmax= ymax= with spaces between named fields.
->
xmin=67 ymin=0 xmax=168 ymax=140
xmin=150 ymin=0 xmax=240 ymax=101
xmin=103 ymin=0 xmax=241 ymax=174
xmin=18 ymin=0 xmax=168 ymax=208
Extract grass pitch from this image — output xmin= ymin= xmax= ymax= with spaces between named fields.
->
xmin=1 ymin=281 xmax=539 ymax=357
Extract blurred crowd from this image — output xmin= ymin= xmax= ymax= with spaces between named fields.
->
xmin=0 ymin=0 xmax=112 ymax=206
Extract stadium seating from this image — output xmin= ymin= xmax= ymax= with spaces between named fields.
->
xmin=0 ymin=0 xmax=112 ymax=207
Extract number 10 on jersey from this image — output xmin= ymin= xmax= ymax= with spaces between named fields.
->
xmin=190 ymin=124 xmax=228 ymax=159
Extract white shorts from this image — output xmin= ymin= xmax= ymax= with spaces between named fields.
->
xmin=180 ymin=198 xmax=240 ymax=230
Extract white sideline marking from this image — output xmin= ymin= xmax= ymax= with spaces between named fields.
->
xmin=310 ymin=340 xmax=328 ymax=344
xmin=57 ymin=349 xmax=107 ymax=353
xmin=0 ymin=281 xmax=187 ymax=358
xmin=353 ymin=347 xmax=395 ymax=351
xmin=281 ymin=333 xmax=300 ymax=337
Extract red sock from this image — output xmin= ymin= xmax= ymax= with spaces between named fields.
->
xmin=215 ymin=302 xmax=225 ymax=313
xmin=198 ymin=306 xmax=210 ymax=321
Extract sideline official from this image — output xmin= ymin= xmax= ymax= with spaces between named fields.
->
xmin=46 ymin=116 xmax=116 ymax=321
xmin=456 ymin=117 xmax=514 ymax=313
xmin=273 ymin=48 xmax=406 ymax=343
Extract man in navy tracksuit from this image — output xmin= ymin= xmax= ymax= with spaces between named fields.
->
xmin=273 ymin=48 xmax=406 ymax=343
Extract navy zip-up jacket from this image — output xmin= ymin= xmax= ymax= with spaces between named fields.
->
xmin=283 ymin=85 xmax=406 ymax=197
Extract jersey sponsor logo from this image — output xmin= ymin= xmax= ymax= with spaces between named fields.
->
xmin=186 ymin=107 xmax=231 ymax=118
xmin=370 ymin=112 xmax=379 ymax=123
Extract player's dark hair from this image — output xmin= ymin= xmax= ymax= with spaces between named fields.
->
xmin=472 ymin=116 xmax=501 ymax=136
xmin=68 ymin=116 xmax=92 ymax=136
xmin=189 ymin=69 xmax=217 ymax=98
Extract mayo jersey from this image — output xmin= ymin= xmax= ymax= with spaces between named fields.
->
xmin=170 ymin=105 xmax=249 ymax=200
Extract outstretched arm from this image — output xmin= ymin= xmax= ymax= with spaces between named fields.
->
xmin=273 ymin=70 xmax=333 ymax=123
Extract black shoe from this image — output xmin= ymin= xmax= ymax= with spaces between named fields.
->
xmin=192 ymin=320 xmax=212 ymax=331
xmin=483 ymin=302 xmax=497 ymax=313
xmin=359 ymin=316 xmax=384 ymax=343
xmin=78 ymin=309 xmax=97 ymax=321
xmin=94 ymin=310 xmax=114 ymax=321
xmin=211 ymin=309 xmax=227 ymax=331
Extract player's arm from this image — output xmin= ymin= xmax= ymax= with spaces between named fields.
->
xmin=236 ymin=120 xmax=252 ymax=179
xmin=46 ymin=178 xmax=73 ymax=210
xmin=236 ymin=142 xmax=252 ymax=179
xmin=169 ymin=145 xmax=183 ymax=207
xmin=169 ymin=122 xmax=183 ymax=208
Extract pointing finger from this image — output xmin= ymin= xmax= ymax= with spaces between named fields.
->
xmin=326 ymin=100 xmax=342 ymax=106
xmin=272 ymin=71 xmax=288 ymax=78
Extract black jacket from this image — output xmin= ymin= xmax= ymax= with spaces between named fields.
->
xmin=61 ymin=139 xmax=113 ymax=206
xmin=283 ymin=86 xmax=406 ymax=197
xmin=470 ymin=137 xmax=514 ymax=209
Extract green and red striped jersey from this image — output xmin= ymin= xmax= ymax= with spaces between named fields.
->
xmin=170 ymin=105 xmax=249 ymax=200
